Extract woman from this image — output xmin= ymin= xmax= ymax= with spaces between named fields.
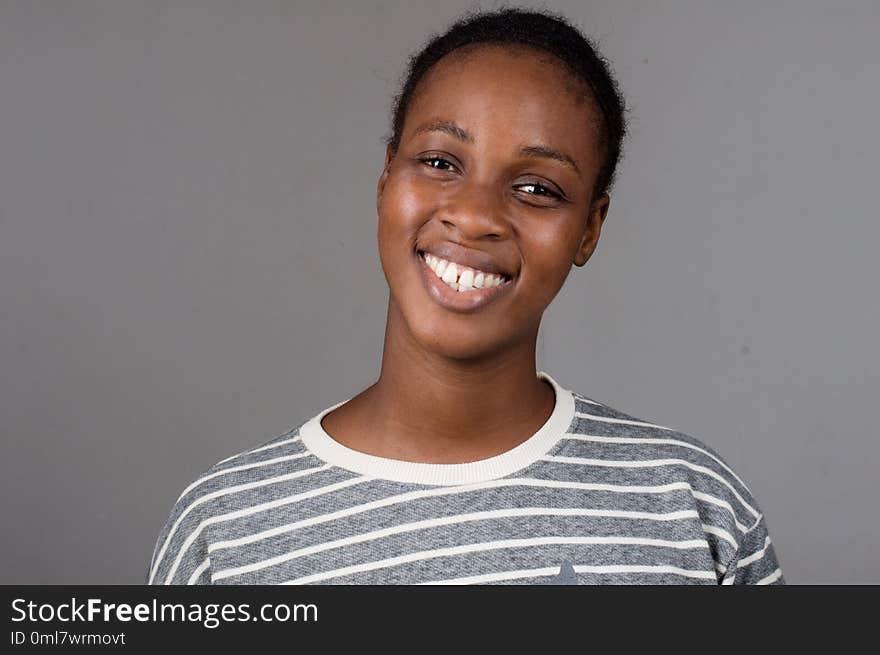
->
xmin=148 ymin=7 xmax=783 ymax=585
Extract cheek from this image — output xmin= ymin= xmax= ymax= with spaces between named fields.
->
xmin=529 ymin=227 xmax=576 ymax=279
xmin=518 ymin=231 xmax=578 ymax=307
xmin=379 ymin=173 xmax=428 ymax=233
xmin=377 ymin=179 xmax=426 ymax=277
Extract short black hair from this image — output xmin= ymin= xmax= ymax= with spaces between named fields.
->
xmin=384 ymin=6 xmax=629 ymax=199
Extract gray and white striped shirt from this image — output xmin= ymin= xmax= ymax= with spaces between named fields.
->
xmin=147 ymin=371 xmax=784 ymax=585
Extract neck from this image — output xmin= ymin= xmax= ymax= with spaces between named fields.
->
xmin=356 ymin=298 xmax=555 ymax=462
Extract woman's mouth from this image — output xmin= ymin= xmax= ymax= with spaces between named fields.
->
xmin=420 ymin=250 xmax=511 ymax=292
xmin=416 ymin=250 xmax=514 ymax=313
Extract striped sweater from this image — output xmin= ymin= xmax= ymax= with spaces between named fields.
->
xmin=147 ymin=371 xmax=784 ymax=585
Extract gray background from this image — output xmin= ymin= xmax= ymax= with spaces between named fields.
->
xmin=1 ymin=0 xmax=877 ymax=584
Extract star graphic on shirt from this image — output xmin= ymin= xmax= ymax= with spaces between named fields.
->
xmin=546 ymin=560 xmax=578 ymax=585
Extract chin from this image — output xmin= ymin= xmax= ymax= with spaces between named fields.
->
xmin=407 ymin=313 xmax=516 ymax=362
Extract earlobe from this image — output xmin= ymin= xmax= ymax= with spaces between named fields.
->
xmin=573 ymin=192 xmax=610 ymax=267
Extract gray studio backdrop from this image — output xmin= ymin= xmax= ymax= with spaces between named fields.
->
xmin=1 ymin=0 xmax=877 ymax=584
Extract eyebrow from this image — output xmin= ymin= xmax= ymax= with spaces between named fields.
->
xmin=412 ymin=119 xmax=581 ymax=175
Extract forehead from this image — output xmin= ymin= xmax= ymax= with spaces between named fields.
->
xmin=404 ymin=43 xmax=602 ymax=163
xmin=439 ymin=43 xmax=590 ymax=99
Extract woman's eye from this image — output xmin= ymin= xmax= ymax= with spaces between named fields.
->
xmin=515 ymin=182 xmax=563 ymax=200
xmin=418 ymin=156 xmax=456 ymax=172
xmin=415 ymin=158 xmax=564 ymax=202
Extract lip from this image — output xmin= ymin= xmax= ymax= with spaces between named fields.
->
xmin=415 ymin=251 xmax=514 ymax=314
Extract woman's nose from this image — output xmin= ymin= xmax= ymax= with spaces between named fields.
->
xmin=437 ymin=181 xmax=511 ymax=241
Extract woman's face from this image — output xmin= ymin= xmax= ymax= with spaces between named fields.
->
xmin=377 ymin=44 xmax=609 ymax=361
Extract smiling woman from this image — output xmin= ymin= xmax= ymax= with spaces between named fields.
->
xmin=375 ymin=42 xmax=606 ymax=373
xmin=148 ymin=7 xmax=784 ymax=586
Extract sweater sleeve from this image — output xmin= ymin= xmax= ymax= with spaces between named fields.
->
xmin=146 ymin=492 xmax=213 ymax=585
xmin=721 ymin=515 xmax=785 ymax=585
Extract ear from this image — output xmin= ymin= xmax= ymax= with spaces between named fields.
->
xmin=376 ymin=144 xmax=395 ymax=210
xmin=573 ymin=192 xmax=610 ymax=267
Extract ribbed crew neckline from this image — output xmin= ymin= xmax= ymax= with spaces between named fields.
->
xmin=299 ymin=370 xmax=575 ymax=486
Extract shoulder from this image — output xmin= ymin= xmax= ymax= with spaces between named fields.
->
xmin=177 ymin=421 xmax=315 ymax=507
xmin=147 ymin=421 xmax=322 ymax=584
xmin=568 ymin=390 xmax=744 ymax=473
xmin=559 ymin=390 xmax=768 ymax=565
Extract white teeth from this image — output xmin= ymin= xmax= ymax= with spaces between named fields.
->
xmin=422 ymin=251 xmax=509 ymax=293
xmin=441 ymin=262 xmax=458 ymax=286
